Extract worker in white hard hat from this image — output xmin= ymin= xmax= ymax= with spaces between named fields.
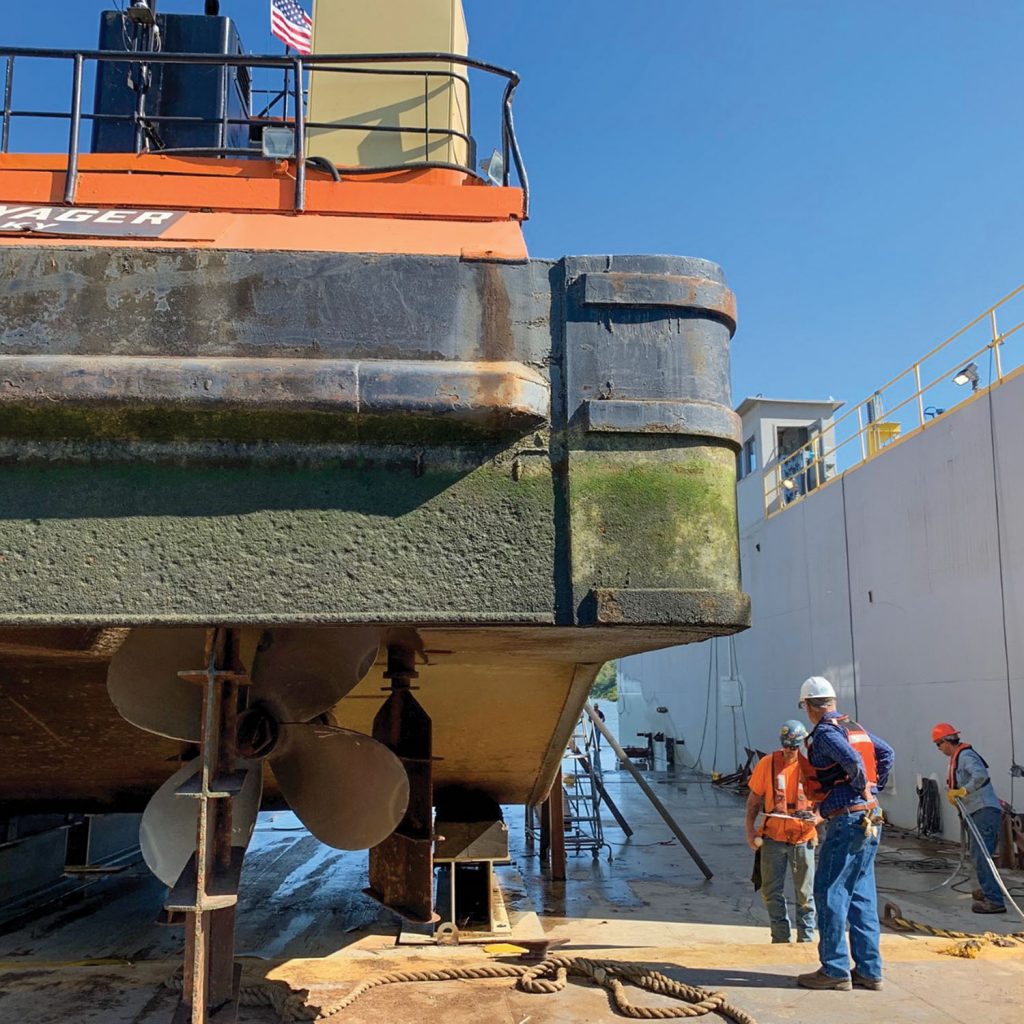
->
xmin=745 ymin=719 xmax=818 ymax=943
xmin=795 ymin=676 xmax=895 ymax=993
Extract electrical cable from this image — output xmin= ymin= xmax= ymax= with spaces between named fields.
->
xmin=985 ymin=384 xmax=1019 ymax=807
xmin=711 ymin=639 xmax=721 ymax=774
xmin=729 ymin=636 xmax=753 ymax=750
xmin=876 ymin=819 xmax=970 ymax=896
xmin=839 ymin=474 xmax=860 ymax=721
xmin=690 ymin=642 xmax=715 ymax=773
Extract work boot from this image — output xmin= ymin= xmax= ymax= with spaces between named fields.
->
xmin=797 ymin=969 xmax=852 ymax=991
xmin=973 ymin=887 xmax=984 ymax=901
xmin=851 ymin=970 xmax=883 ymax=990
xmin=972 ymin=899 xmax=1007 ymax=914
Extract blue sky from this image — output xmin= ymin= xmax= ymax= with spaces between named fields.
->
xmin=3 ymin=2 xmax=1023 ymax=405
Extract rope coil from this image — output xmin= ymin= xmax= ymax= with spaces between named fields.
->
xmin=167 ymin=955 xmax=757 ymax=1024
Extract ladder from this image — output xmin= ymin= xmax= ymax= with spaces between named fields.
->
xmin=561 ymin=710 xmax=612 ymax=860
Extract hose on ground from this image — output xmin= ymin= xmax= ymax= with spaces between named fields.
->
xmin=166 ymin=955 xmax=758 ymax=1023
xmin=955 ymin=797 xmax=1024 ymax=923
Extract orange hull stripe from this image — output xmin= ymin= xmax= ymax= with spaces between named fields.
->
xmin=0 ymin=209 xmax=528 ymax=260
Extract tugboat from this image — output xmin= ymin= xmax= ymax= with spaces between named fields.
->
xmin=0 ymin=2 xmax=747 ymax=1018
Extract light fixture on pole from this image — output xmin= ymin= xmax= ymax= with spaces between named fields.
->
xmin=952 ymin=362 xmax=980 ymax=391
xmin=127 ymin=1 xmax=156 ymax=26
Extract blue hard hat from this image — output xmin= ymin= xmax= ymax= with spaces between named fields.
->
xmin=780 ymin=719 xmax=808 ymax=747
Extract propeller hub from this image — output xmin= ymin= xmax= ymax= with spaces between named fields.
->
xmin=237 ymin=706 xmax=280 ymax=760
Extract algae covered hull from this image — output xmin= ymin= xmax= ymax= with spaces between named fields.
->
xmin=0 ymin=249 xmax=748 ymax=811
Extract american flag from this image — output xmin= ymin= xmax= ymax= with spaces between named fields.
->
xmin=271 ymin=0 xmax=313 ymax=55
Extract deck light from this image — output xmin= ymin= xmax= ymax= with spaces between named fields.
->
xmin=127 ymin=1 xmax=156 ymax=26
xmin=952 ymin=362 xmax=979 ymax=391
xmin=480 ymin=149 xmax=505 ymax=186
xmin=262 ymin=126 xmax=296 ymax=160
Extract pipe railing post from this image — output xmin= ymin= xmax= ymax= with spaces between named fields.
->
xmin=914 ymin=363 xmax=925 ymax=427
xmin=293 ymin=57 xmax=305 ymax=212
xmin=2 ymin=56 xmax=14 ymax=154
xmin=990 ymin=310 xmax=1003 ymax=381
xmin=63 ymin=53 xmax=84 ymax=205
xmin=423 ymin=72 xmax=430 ymax=164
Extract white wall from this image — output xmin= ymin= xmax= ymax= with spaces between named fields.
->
xmin=620 ymin=370 xmax=1024 ymax=834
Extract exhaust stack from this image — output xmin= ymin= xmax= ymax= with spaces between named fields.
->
xmin=307 ymin=0 xmax=471 ymax=169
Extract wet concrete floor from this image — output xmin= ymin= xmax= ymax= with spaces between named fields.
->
xmin=1 ymin=754 xmax=1022 ymax=1024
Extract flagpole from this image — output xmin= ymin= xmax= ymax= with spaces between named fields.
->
xmin=282 ymin=44 xmax=291 ymax=122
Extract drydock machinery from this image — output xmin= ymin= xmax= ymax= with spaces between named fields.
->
xmin=0 ymin=2 xmax=748 ymax=1019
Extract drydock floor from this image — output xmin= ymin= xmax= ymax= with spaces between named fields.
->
xmin=1 ymin=754 xmax=1023 ymax=1024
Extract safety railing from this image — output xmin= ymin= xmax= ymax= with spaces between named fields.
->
xmin=0 ymin=47 xmax=529 ymax=216
xmin=763 ymin=282 xmax=1024 ymax=517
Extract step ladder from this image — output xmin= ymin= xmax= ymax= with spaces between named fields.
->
xmin=560 ymin=710 xmax=612 ymax=860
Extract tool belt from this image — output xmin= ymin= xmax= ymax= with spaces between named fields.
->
xmin=824 ymin=801 xmax=878 ymax=820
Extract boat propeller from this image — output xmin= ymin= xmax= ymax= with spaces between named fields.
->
xmin=107 ymin=627 xmax=410 ymax=886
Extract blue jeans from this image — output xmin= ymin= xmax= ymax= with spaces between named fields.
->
xmin=759 ymin=838 xmax=816 ymax=943
xmin=969 ymin=807 xmax=1004 ymax=906
xmin=814 ymin=813 xmax=882 ymax=980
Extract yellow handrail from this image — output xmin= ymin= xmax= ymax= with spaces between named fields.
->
xmin=762 ymin=284 xmax=1024 ymax=517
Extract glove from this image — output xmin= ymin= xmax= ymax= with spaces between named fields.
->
xmin=947 ymin=787 xmax=968 ymax=806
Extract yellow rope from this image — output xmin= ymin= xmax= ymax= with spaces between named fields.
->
xmin=882 ymin=901 xmax=1024 ymax=955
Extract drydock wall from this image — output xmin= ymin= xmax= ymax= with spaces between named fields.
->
xmin=620 ymin=367 xmax=1024 ymax=835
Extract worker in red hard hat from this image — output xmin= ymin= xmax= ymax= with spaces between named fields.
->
xmin=932 ymin=723 xmax=1005 ymax=914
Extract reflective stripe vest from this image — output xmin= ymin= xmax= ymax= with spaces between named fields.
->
xmin=801 ymin=716 xmax=878 ymax=803
xmin=765 ymin=749 xmax=809 ymax=816
xmin=760 ymin=751 xmax=814 ymax=844
xmin=947 ymin=743 xmax=990 ymax=791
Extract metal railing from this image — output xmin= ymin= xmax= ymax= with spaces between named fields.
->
xmin=0 ymin=47 xmax=529 ymax=216
xmin=763 ymin=282 xmax=1024 ymax=517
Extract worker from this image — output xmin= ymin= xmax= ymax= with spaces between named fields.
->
xmin=744 ymin=719 xmax=818 ymax=943
xmin=592 ymin=702 xmax=606 ymax=748
xmin=932 ymin=723 xmax=1005 ymax=914
xmin=795 ymin=676 xmax=894 ymax=992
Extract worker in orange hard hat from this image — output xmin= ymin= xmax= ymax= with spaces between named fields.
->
xmin=932 ymin=723 xmax=1005 ymax=914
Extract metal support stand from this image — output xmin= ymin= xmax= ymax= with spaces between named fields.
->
xmin=543 ymin=766 xmax=566 ymax=881
xmin=171 ymin=628 xmax=249 ymax=1024
xmin=366 ymin=640 xmax=437 ymax=923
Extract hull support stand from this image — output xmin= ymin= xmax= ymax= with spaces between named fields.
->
xmin=171 ymin=628 xmax=249 ymax=1024
xmin=366 ymin=637 xmax=437 ymax=924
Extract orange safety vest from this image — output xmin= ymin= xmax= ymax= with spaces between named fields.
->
xmin=760 ymin=750 xmax=814 ymax=844
xmin=947 ymin=743 xmax=989 ymax=791
xmin=801 ymin=717 xmax=878 ymax=804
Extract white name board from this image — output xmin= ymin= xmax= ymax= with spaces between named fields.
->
xmin=0 ymin=205 xmax=185 ymax=238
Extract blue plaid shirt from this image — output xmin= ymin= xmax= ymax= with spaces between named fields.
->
xmin=808 ymin=712 xmax=895 ymax=817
